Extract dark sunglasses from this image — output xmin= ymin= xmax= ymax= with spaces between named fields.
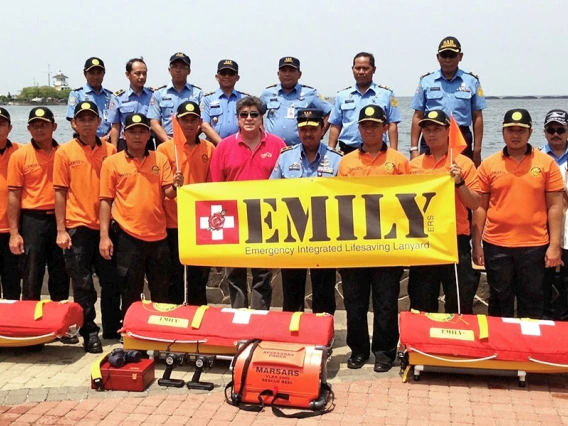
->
xmin=439 ymin=51 xmax=458 ymax=59
xmin=239 ymin=111 xmax=260 ymax=119
xmin=546 ymin=127 xmax=567 ymax=135
xmin=218 ymin=69 xmax=237 ymax=76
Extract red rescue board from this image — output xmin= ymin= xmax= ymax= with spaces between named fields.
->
xmin=121 ymin=302 xmax=334 ymax=355
xmin=0 ymin=300 xmax=83 ymax=347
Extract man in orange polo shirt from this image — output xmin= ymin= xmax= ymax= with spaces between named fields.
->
xmin=54 ymin=101 xmax=121 ymax=352
xmin=0 ymin=108 xmax=21 ymax=300
xmin=99 ymin=113 xmax=183 ymax=316
xmin=7 ymin=107 xmax=69 ymax=304
xmin=157 ymin=101 xmax=215 ymax=305
xmin=473 ymin=109 xmax=564 ymax=319
xmin=338 ymin=105 xmax=409 ymax=373
xmin=409 ymin=110 xmax=481 ymax=314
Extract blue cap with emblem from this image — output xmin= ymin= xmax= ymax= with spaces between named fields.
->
xmin=279 ymin=56 xmax=300 ymax=70
xmin=169 ymin=52 xmax=191 ymax=66
xmin=297 ymin=109 xmax=323 ymax=127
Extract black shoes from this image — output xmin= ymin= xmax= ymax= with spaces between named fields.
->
xmin=59 ymin=332 xmax=79 ymax=345
xmin=84 ymin=334 xmax=103 ymax=354
xmin=347 ymin=354 xmax=369 ymax=369
xmin=373 ymin=360 xmax=393 ymax=373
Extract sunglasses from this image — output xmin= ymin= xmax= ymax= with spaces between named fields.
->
xmin=546 ymin=127 xmax=567 ymax=135
xmin=239 ymin=111 xmax=260 ymax=119
xmin=218 ymin=70 xmax=237 ymax=76
xmin=439 ymin=51 xmax=458 ymax=59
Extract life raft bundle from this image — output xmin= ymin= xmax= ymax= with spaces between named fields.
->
xmin=0 ymin=300 xmax=83 ymax=347
xmin=121 ymin=302 xmax=334 ymax=356
xmin=399 ymin=311 xmax=568 ymax=386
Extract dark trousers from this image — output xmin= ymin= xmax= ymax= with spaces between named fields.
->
xmin=226 ymin=267 xmax=272 ymax=310
xmin=542 ymin=249 xmax=568 ymax=320
xmin=339 ymin=266 xmax=402 ymax=362
xmin=166 ymin=228 xmax=210 ymax=306
xmin=483 ymin=241 xmax=547 ymax=319
xmin=281 ymin=268 xmax=336 ymax=314
xmin=408 ymin=235 xmax=478 ymax=314
xmin=114 ymin=225 xmax=171 ymax=317
xmin=0 ymin=232 xmax=21 ymax=300
xmin=338 ymin=142 xmax=357 ymax=155
xmin=421 ymin=126 xmax=473 ymax=159
xmin=19 ymin=210 xmax=69 ymax=301
xmin=63 ymin=227 xmax=121 ymax=337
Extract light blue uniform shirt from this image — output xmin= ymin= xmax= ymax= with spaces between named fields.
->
xmin=66 ymin=84 xmax=112 ymax=137
xmin=540 ymin=143 xmax=568 ymax=171
xmin=260 ymin=83 xmax=332 ymax=146
xmin=411 ymin=68 xmax=487 ymax=127
xmin=147 ymin=82 xmax=203 ymax=136
xmin=107 ymin=86 xmax=154 ymax=138
xmin=328 ymin=82 xmax=400 ymax=148
xmin=269 ymin=142 xmax=342 ymax=179
xmin=201 ymin=89 xmax=248 ymax=139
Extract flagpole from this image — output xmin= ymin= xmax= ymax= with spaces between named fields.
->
xmin=174 ymin=145 xmax=180 ymax=172
xmin=454 ymin=263 xmax=461 ymax=315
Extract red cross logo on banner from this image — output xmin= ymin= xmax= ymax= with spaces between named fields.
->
xmin=195 ymin=201 xmax=239 ymax=245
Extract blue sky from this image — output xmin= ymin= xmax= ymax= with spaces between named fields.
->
xmin=2 ymin=0 xmax=566 ymax=97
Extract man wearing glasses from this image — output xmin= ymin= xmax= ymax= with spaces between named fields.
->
xmin=201 ymin=59 xmax=249 ymax=145
xmin=148 ymin=52 xmax=203 ymax=146
xmin=410 ymin=37 xmax=487 ymax=167
xmin=540 ymin=109 xmax=568 ymax=320
xmin=210 ymin=96 xmax=286 ymax=310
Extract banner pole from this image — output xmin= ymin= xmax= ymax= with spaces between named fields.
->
xmin=454 ymin=263 xmax=461 ymax=315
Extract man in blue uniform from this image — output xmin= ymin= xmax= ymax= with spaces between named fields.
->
xmin=410 ymin=37 xmax=487 ymax=167
xmin=66 ymin=57 xmax=112 ymax=140
xmin=270 ymin=109 xmax=342 ymax=314
xmin=540 ymin=109 xmax=568 ymax=319
xmin=148 ymin=52 xmax=203 ymax=146
xmin=107 ymin=58 xmax=155 ymax=151
xmin=260 ymin=57 xmax=332 ymax=146
xmin=201 ymin=59 xmax=248 ymax=144
xmin=328 ymin=52 xmax=401 ymax=153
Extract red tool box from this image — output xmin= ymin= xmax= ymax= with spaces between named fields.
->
xmin=91 ymin=358 xmax=155 ymax=392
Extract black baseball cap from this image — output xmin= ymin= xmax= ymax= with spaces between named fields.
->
xmin=0 ymin=107 xmax=10 ymax=123
xmin=124 ymin=113 xmax=150 ymax=130
xmin=279 ymin=57 xmax=300 ymax=69
xmin=217 ymin=59 xmax=238 ymax=73
xmin=358 ymin=105 xmax=386 ymax=123
xmin=503 ymin=109 xmax=532 ymax=129
xmin=169 ymin=52 xmax=191 ymax=66
xmin=297 ymin=109 xmax=323 ymax=127
xmin=544 ymin=109 xmax=568 ymax=127
xmin=28 ymin=107 xmax=54 ymax=123
xmin=84 ymin=57 xmax=105 ymax=72
xmin=419 ymin=110 xmax=450 ymax=127
xmin=74 ymin=101 xmax=99 ymax=118
xmin=438 ymin=37 xmax=461 ymax=53
xmin=176 ymin=101 xmax=201 ymax=118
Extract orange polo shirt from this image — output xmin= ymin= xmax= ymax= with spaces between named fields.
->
xmin=7 ymin=140 xmax=59 ymax=211
xmin=338 ymin=144 xmax=411 ymax=177
xmin=100 ymin=150 xmax=173 ymax=242
xmin=157 ymin=138 xmax=215 ymax=228
xmin=0 ymin=141 xmax=20 ymax=233
xmin=410 ymin=153 xmax=480 ymax=236
xmin=53 ymin=138 xmax=117 ymax=230
xmin=477 ymin=145 xmax=564 ymax=247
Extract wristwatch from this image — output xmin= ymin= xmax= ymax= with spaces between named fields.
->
xmin=455 ymin=179 xmax=466 ymax=188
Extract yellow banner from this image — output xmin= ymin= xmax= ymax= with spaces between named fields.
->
xmin=178 ymin=175 xmax=457 ymax=268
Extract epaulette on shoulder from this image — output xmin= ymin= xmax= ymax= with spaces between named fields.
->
xmin=148 ymin=86 xmax=156 ymax=92
xmin=327 ymin=146 xmax=343 ymax=156
xmin=240 ymin=91 xmax=252 ymax=97
xmin=420 ymin=71 xmax=433 ymax=79
xmin=152 ymin=84 xmax=167 ymax=91
xmin=204 ymin=91 xmax=215 ymax=97
xmin=337 ymin=85 xmax=352 ymax=93
xmin=280 ymin=145 xmax=295 ymax=153
xmin=466 ymin=71 xmax=480 ymax=80
xmin=113 ymin=89 xmax=125 ymax=97
xmin=193 ymin=84 xmax=202 ymax=90
xmin=72 ymin=87 xmax=83 ymax=92
xmin=378 ymin=84 xmax=392 ymax=91
xmin=301 ymin=84 xmax=314 ymax=89
xmin=266 ymin=84 xmax=277 ymax=89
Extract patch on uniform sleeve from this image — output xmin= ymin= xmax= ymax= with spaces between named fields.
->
xmin=69 ymin=96 xmax=77 ymax=106
xmin=477 ymin=86 xmax=484 ymax=97
xmin=318 ymin=92 xmax=327 ymax=101
xmin=390 ymin=95 xmax=398 ymax=107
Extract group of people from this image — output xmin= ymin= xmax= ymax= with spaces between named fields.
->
xmin=0 ymin=36 xmax=567 ymax=375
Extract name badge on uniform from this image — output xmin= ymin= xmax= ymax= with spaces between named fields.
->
xmin=430 ymin=87 xmax=441 ymax=91
xmin=317 ymin=166 xmax=334 ymax=175
xmin=288 ymin=162 xmax=301 ymax=171
xmin=287 ymin=106 xmax=295 ymax=119
xmin=344 ymin=99 xmax=354 ymax=103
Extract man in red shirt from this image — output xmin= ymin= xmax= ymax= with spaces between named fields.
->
xmin=0 ymin=108 xmax=21 ymax=300
xmin=209 ymin=96 xmax=286 ymax=309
